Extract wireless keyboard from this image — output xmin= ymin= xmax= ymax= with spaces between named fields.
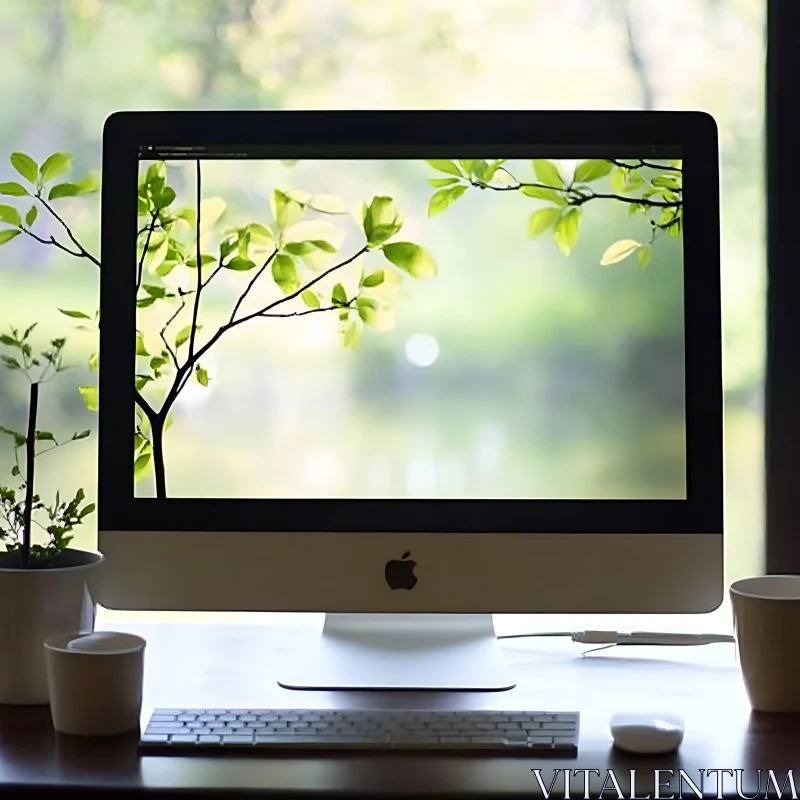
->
xmin=140 ymin=708 xmax=579 ymax=754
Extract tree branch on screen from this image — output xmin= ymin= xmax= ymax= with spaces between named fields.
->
xmin=0 ymin=151 xmax=683 ymax=499
xmin=129 ymin=160 xmax=435 ymax=497
xmin=425 ymin=158 xmax=683 ymax=266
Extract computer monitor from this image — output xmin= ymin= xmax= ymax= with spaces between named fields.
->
xmin=98 ymin=110 xmax=723 ymax=691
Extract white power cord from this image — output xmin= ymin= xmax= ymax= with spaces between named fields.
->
xmin=497 ymin=630 xmax=734 ymax=646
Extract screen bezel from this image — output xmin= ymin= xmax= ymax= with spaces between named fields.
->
xmin=99 ymin=110 xmax=722 ymax=534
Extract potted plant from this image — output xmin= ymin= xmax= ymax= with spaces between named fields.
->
xmin=0 ymin=324 xmax=100 ymax=705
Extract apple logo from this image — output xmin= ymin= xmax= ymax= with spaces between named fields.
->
xmin=384 ymin=551 xmax=418 ymax=590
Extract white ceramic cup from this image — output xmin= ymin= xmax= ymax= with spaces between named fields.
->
xmin=44 ymin=631 xmax=146 ymax=736
xmin=730 ymin=575 xmax=800 ymax=712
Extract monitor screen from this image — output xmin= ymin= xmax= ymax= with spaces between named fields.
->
xmin=133 ymin=148 xmax=684 ymax=502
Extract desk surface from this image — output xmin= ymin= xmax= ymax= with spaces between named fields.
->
xmin=0 ymin=619 xmax=797 ymax=798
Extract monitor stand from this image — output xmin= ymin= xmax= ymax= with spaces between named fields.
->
xmin=277 ymin=613 xmax=515 ymax=691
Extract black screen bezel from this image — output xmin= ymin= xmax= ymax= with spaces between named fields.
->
xmin=99 ymin=110 xmax=722 ymax=534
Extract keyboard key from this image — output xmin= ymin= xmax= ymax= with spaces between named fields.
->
xmin=177 ymin=714 xmax=197 ymax=722
xmin=141 ymin=734 xmax=170 ymax=743
xmin=171 ymin=734 xmax=198 ymax=743
xmin=146 ymin=723 xmax=186 ymax=731
xmin=198 ymin=735 xmax=222 ymax=744
xmin=222 ymin=735 xmax=254 ymax=744
xmin=150 ymin=715 xmax=177 ymax=722
xmin=257 ymin=735 xmax=389 ymax=747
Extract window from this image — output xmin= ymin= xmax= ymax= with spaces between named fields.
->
xmin=0 ymin=0 xmax=765 ymax=630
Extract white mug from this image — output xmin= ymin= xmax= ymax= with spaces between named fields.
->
xmin=44 ymin=631 xmax=146 ymax=736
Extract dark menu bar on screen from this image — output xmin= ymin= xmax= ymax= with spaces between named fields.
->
xmin=138 ymin=144 xmax=683 ymax=161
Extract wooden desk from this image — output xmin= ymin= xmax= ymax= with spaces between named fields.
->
xmin=0 ymin=620 xmax=798 ymax=798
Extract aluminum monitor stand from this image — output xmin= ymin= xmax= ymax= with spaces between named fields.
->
xmin=277 ymin=614 xmax=516 ymax=691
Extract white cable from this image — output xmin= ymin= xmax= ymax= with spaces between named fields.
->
xmin=497 ymin=630 xmax=734 ymax=645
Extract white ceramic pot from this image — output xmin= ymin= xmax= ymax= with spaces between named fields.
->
xmin=0 ymin=549 xmax=105 ymax=705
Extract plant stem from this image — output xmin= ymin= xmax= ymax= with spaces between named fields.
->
xmin=21 ymin=381 xmax=39 ymax=568
xmin=151 ymin=416 xmax=166 ymax=499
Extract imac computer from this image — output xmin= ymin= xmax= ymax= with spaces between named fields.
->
xmin=98 ymin=110 xmax=723 ymax=691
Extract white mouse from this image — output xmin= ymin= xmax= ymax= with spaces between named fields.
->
xmin=609 ymin=713 xmax=684 ymax=755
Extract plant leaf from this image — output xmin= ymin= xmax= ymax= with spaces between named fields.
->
xmin=532 ymin=159 xmax=564 ymax=188
xmin=74 ymin=172 xmax=100 ymax=194
xmin=0 ymin=229 xmax=20 ymax=245
xmin=427 ymin=177 xmax=459 ymax=188
xmin=185 ymin=253 xmax=217 ymax=268
xmin=331 ymin=282 xmax=348 ymax=306
xmin=356 ymin=296 xmax=394 ymax=331
xmin=40 ymin=152 xmax=71 ymax=183
xmin=135 ymin=331 xmax=149 ymax=356
xmin=247 ymin=222 xmax=274 ymax=244
xmin=133 ymin=452 xmax=151 ymax=481
xmin=600 ymin=238 xmax=642 ymax=265
xmin=79 ymin=386 xmax=98 ymax=412
xmin=49 ymin=182 xmax=80 ymax=200
xmin=10 ymin=152 xmax=38 ymax=184
xmin=0 ymin=182 xmax=27 ymax=197
xmin=174 ymin=325 xmax=195 ymax=349
xmin=553 ymin=208 xmax=581 ymax=255
xmin=72 ymin=430 xmax=91 ymax=440
xmin=382 ymin=242 xmax=437 ymax=279
xmin=426 ymin=160 xmax=462 ymax=177
xmin=195 ymin=365 xmax=210 ymax=387
xmin=301 ymin=290 xmax=320 ymax=309
xmin=427 ymin=184 xmax=467 ymax=218
xmin=271 ymin=253 xmax=300 ymax=294
xmin=610 ymin=167 xmax=627 ymax=194
xmin=574 ymin=159 xmax=613 ymax=183
xmin=520 ymin=185 xmax=567 ymax=205
xmin=363 ymin=196 xmax=403 ymax=247
xmin=638 ymin=244 xmax=653 ymax=267
xmin=527 ymin=207 xmax=562 ymax=237
xmin=25 ymin=206 xmax=37 ymax=227
xmin=361 ymin=270 xmax=384 ymax=288
xmin=59 ymin=308 xmax=91 ymax=320
xmin=35 ymin=431 xmax=56 ymax=442
xmin=225 ymin=256 xmax=256 ymax=271
xmin=0 ymin=205 xmax=21 ymax=227
xmin=340 ymin=315 xmax=363 ymax=349
xmin=272 ymin=189 xmax=304 ymax=229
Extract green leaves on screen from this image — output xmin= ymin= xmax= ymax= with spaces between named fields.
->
xmin=382 ymin=242 xmax=437 ymax=279
xmin=427 ymin=184 xmax=467 ymax=218
xmin=573 ymin=159 xmax=613 ymax=184
xmin=532 ymin=159 xmax=563 ymax=189
xmin=553 ymin=208 xmax=581 ymax=255
xmin=272 ymin=253 xmax=300 ymax=293
xmin=363 ymin=196 xmax=403 ymax=247
xmin=600 ymin=238 xmax=642 ymax=266
xmin=10 ymin=152 xmax=38 ymax=184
